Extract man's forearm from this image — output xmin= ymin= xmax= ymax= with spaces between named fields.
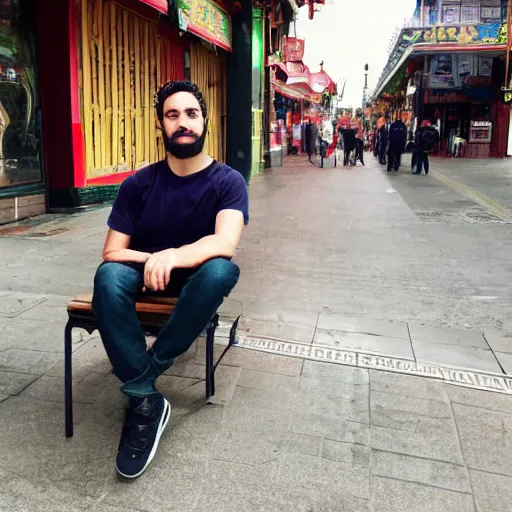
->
xmin=103 ymin=248 xmax=151 ymax=263
xmin=171 ymin=235 xmax=235 ymax=268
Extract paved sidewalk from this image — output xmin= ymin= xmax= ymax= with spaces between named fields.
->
xmin=0 ymin=155 xmax=512 ymax=510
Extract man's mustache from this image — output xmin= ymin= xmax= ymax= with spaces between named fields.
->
xmin=170 ymin=129 xmax=199 ymax=142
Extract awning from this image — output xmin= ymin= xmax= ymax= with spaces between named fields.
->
xmin=138 ymin=0 xmax=168 ymax=14
xmin=272 ymin=78 xmax=322 ymax=103
xmin=373 ymin=42 xmax=507 ymax=98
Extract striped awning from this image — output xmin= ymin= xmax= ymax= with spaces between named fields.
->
xmin=138 ymin=0 xmax=168 ymax=14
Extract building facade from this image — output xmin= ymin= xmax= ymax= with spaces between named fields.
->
xmin=373 ymin=0 xmax=510 ymax=158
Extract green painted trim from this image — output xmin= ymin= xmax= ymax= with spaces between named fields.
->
xmin=49 ymin=184 xmax=120 ymax=209
xmin=0 ymin=182 xmax=45 ymax=199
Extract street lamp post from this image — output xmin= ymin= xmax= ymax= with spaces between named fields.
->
xmin=362 ymin=63 xmax=369 ymax=108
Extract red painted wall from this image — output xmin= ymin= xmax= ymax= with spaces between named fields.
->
xmin=38 ymin=0 xmax=185 ymax=192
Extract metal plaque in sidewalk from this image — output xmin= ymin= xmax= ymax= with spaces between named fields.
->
xmin=236 ymin=334 xmax=512 ymax=396
xmin=177 ymin=0 xmax=232 ymax=52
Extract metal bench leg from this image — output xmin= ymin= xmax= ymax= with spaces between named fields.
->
xmin=205 ymin=314 xmax=218 ymax=400
xmin=64 ymin=320 xmax=74 ymax=438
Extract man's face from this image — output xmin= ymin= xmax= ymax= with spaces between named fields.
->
xmin=161 ymin=91 xmax=207 ymax=159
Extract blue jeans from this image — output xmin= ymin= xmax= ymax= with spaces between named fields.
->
xmin=92 ymin=258 xmax=240 ymax=397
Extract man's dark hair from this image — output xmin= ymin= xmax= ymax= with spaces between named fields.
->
xmin=154 ymin=80 xmax=208 ymax=122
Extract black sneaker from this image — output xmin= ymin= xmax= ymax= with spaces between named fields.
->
xmin=116 ymin=394 xmax=171 ymax=479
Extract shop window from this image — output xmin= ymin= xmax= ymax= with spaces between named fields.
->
xmin=441 ymin=3 xmax=461 ymax=23
xmin=481 ymin=6 xmax=501 ymax=18
xmin=0 ymin=0 xmax=42 ymax=188
xmin=461 ymin=5 xmax=480 ymax=22
xmin=440 ymin=1 xmax=482 ymax=24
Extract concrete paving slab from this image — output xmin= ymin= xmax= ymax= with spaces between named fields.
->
xmin=372 ymin=450 xmax=471 ymax=493
xmin=496 ymin=352 xmax=512 ymax=374
xmin=278 ymin=452 xmax=370 ymax=499
xmin=409 ymin=323 xmax=488 ymax=349
xmin=412 ymin=340 xmax=502 ymax=373
xmin=211 ymin=458 xmax=280 ymax=486
xmin=371 ymin=390 xmax=453 ymax=432
xmin=371 ymin=417 xmax=464 ymax=464
xmin=46 ymin=338 xmax=112 ymax=382
xmin=242 ymin=300 xmax=319 ymax=327
xmin=301 ymin=360 xmax=369 ymax=385
xmin=239 ymin=317 xmax=316 ymax=344
xmin=0 ymin=370 xmax=39 ymax=396
xmin=236 ymin=368 xmax=300 ymax=392
xmin=314 ymin=328 xmax=414 ymax=359
xmin=370 ymin=476 xmax=475 ymax=512
xmin=484 ymin=330 xmax=512 ymax=353
xmin=200 ymin=345 xmax=304 ymax=376
xmin=2 ymin=317 xmax=90 ymax=353
xmin=290 ymin=412 xmax=370 ymax=445
xmin=453 ymin=403 xmax=512 ymax=476
xmin=321 ymin=439 xmax=370 ymax=466
xmin=0 ymin=348 xmax=60 ymax=375
xmin=445 ymin=383 xmax=512 ymax=415
xmin=213 ymin=430 xmax=282 ymax=466
xmin=299 ymin=386 xmax=370 ymax=424
xmin=230 ymin=384 xmax=297 ymax=412
xmin=0 ymin=291 xmax=47 ymax=318
xmin=317 ymin=313 xmax=410 ymax=339
xmin=370 ymin=371 xmax=449 ymax=402
xmin=222 ymin=405 xmax=291 ymax=435
xmin=470 ymin=469 xmax=512 ymax=512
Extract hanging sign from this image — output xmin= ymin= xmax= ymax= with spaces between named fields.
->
xmin=178 ymin=0 xmax=232 ymax=52
xmin=138 ymin=0 xmax=168 ymax=14
xmin=283 ymin=37 xmax=305 ymax=62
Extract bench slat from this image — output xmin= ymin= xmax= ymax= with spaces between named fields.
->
xmin=68 ymin=294 xmax=178 ymax=316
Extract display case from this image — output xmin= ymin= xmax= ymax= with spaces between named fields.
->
xmin=469 ymin=120 xmax=492 ymax=143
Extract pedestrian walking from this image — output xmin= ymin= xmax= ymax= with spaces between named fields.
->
xmin=387 ymin=118 xmax=407 ymax=172
xmin=413 ymin=120 xmax=440 ymax=175
xmin=305 ymin=119 xmax=318 ymax=163
xmin=342 ymin=127 xmax=357 ymax=166
xmin=92 ymin=80 xmax=249 ymax=479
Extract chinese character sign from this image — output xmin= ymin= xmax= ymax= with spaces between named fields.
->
xmin=283 ymin=37 xmax=305 ymax=62
xmin=178 ymin=0 xmax=232 ymax=52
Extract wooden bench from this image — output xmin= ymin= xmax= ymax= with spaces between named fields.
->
xmin=65 ymin=294 xmax=239 ymax=438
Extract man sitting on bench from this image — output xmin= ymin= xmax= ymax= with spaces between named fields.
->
xmin=92 ymin=81 xmax=249 ymax=479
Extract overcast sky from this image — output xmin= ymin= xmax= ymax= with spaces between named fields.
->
xmin=295 ymin=0 xmax=415 ymax=107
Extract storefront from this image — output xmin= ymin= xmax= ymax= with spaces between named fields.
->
xmin=178 ymin=0 xmax=232 ymax=163
xmin=0 ymin=0 xmax=45 ymax=224
xmin=420 ymin=51 xmax=508 ymax=157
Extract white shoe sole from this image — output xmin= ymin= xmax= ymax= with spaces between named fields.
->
xmin=117 ymin=398 xmax=171 ymax=479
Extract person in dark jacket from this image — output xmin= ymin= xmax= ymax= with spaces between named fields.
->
xmin=342 ymin=128 xmax=357 ymax=166
xmin=387 ymin=119 xmax=407 ymax=172
xmin=305 ymin=119 xmax=318 ymax=163
xmin=355 ymin=137 xmax=365 ymax=166
xmin=413 ymin=120 xmax=440 ymax=175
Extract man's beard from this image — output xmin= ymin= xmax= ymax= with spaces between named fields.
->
xmin=163 ymin=127 xmax=207 ymax=160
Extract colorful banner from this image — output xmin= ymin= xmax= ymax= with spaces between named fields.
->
xmin=138 ymin=0 xmax=168 ymax=14
xmin=178 ymin=0 xmax=232 ymax=52
xmin=399 ymin=21 xmax=506 ymax=49
xmin=283 ymin=37 xmax=305 ymax=62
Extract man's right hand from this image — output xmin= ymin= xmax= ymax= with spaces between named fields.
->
xmin=143 ymin=249 xmax=177 ymax=292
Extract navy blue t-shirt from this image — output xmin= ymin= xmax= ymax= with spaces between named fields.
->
xmin=107 ymin=160 xmax=249 ymax=253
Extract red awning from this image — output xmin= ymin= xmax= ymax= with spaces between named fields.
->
xmin=138 ymin=0 xmax=168 ymax=14
xmin=272 ymin=78 xmax=322 ymax=104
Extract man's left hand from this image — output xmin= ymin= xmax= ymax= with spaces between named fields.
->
xmin=143 ymin=249 xmax=176 ymax=292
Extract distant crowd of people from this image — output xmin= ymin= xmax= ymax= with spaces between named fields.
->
xmin=372 ymin=112 xmax=440 ymax=175
xmin=302 ymin=111 xmax=440 ymax=174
